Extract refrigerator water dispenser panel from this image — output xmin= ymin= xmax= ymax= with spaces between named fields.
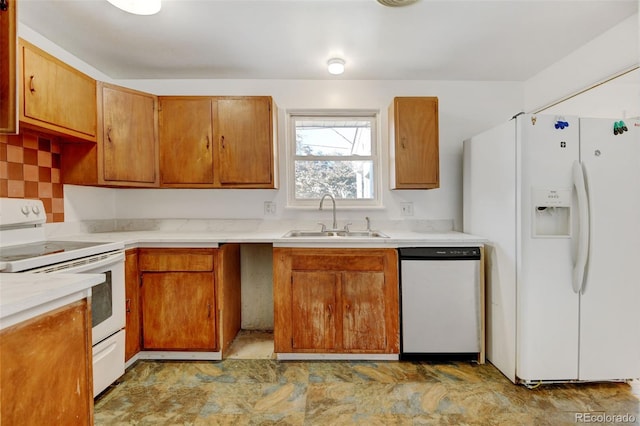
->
xmin=532 ymin=188 xmax=572 ymax=237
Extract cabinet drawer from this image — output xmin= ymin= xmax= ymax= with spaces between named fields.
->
xmin=138 ymin=248 xmax=215 ymax=271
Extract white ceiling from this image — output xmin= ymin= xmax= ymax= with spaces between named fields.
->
xmin=18 ymin=0 xmax=638 ymax=81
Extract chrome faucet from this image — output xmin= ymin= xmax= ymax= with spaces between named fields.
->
xmin=319 ymin=193 xmax=337 ymax=230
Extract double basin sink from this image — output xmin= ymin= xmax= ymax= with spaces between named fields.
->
xmin=283 ymin=230 xmax=389 ymax=238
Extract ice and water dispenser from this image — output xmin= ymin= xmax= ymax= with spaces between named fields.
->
xmin=532 ymin=188 xmax=572 ymax=237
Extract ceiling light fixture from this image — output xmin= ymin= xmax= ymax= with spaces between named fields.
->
xmin=327 ymin=58 xmax=345 ymax=75
xmin=107 ymin=0 xmax=161 ymax=15
xmin=376 ymin=0 xmax=419 ymax=6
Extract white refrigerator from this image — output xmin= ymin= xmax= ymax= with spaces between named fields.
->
xmin=463 ymin=114 xmax=640 ymax=384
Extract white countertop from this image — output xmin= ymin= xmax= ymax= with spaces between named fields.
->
xmin=46 ymin=228 xmax=486 ymax=249
xmin=0 ymin=273 xmax=104 ymax=330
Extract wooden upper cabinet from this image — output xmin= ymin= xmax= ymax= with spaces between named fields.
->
xmin=101 ymin=83 xmax=158 ymax=185
xmin=19 ymin=39 xmax=97 ymax=141
xmin=159 ymin=96 xmax=277 ymax=188
xmin=159 ymin=97 xmax=214 ymax=186
xmin=0 ymin=0 xmax=17 ymax=134
xmin=389 ymin=96 xmax=439 ymax=189
xmin=215 ymin=96 xmax=274 ymax=187
xmin=61 ymin=82 xmax=159 ymax=187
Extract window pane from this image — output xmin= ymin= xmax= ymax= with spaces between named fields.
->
xmin=295 ymin=120 xmax=372 ymax=156
xmin=294 ymin=160 xmax=374 ymax=200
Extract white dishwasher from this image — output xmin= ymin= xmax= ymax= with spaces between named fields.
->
xmin=399 ymin=247 xmax=481 ymax=359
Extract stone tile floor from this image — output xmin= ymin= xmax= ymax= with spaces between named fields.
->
xmin=95 ymin=358 xmax=639 ymax=425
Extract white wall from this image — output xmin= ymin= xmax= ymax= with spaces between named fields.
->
xmin=63 ymin=185 xmax=117 ymax=223
xmin=524 ymin=14 xmax=639 ymax=116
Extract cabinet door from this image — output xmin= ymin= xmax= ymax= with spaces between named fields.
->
xmin=0 ymin=0 xmax=17 ymax=134
xmin=102 ymin=84 xmax=158 ymax=185
xmin=124 ymin=249 xmax=141 ymax=361
xmin=21 ymin=40 xmax=97 ymax=140
xmin=273 ymin=247 xmax=400 ymax=354
xmin=1 ymin=300 xmax=93 ymax=425
xmin=159 ymin=98 xmax=214 ymax=185
xmin=141 ymin=272 xmax=216 ymax=350
xmin=291 ymin=271 xmax=338 ymax=350
xmin=342 ymin=271 xmax=387 ymax=350
xmin=215 ymin=97 xmax=274 ymax=187
xmin=391 ymin=97 xmax=439 ymax=189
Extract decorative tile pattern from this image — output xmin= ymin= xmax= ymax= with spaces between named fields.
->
xmin=94 ymin=359 xmax=640 ymax=425
xmin=0 ymin=132 xmax=64 ymax=223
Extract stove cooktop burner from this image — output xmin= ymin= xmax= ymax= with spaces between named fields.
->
xmin=0 ymin=241 xmax=111 ymax=262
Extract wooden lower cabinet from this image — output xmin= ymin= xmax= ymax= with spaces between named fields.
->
xmin=136 ymin=245 xmax=241 ymax=354
xmin=140 ymin=248 xmax=217 ymax=350
xmin=125 ymin=249 xmax=141 ymax=361
xmin=1 ymin=300 xmax=93 ymax=425
xmin=274 ymin=248 xmax=399 ymax=354
xmin=142 ymin=271 xmax=216 ymax=349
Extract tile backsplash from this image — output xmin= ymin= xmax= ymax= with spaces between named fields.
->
xmin=0 ymin=132 xmax=65 ymax=223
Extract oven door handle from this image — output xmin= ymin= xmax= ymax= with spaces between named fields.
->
xmin=33 ymin=251 xmax=125 ymax=274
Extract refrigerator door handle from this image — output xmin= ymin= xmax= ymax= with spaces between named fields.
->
xmin=572 ymin=160 xmax=590 ymax=294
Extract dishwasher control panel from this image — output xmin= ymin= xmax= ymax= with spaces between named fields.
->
xmin=399 ymin=247 xmax=481 ymax=260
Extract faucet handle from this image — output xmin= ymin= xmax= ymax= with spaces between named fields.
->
xmin=343 ymin=222 xmax=352 ymax=232
xmin=317 ymin=222 xmax=327 ymax=232
xmin=365 ymin=216 xmax=371 ymax=231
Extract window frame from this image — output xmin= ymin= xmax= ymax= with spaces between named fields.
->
xmin=286 ymin=109 xmax=382 ymax=209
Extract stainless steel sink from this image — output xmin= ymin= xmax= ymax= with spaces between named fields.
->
xmin=282 ymin=230 xmax=389 ymax=238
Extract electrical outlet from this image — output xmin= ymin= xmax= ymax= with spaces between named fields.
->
xmin=400 ymin=202 xmax=414 ymax=216
xmin=264 ymin=201 xmax=276 ymax=215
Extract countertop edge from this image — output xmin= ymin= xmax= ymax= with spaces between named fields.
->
xmin=1 ymin=273 xmax=104 ymax=329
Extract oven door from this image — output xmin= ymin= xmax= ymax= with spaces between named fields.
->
xmin=32 ymin=251 xmax=126 ymax=346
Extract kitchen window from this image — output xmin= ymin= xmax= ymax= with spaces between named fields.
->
xmin=288 ymin=111 xmax=380 ymax=207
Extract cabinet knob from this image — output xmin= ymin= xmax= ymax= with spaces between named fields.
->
xmin=205 ymin=135 xmax=210 ymax=150
xmin=107 ymin=127 xmax=112 ymax=143
xmin=29 ymin=75 xmax=36 ymax=93
xmin=0 ymin=0 xmax=8 ymax=12
xmin=125 ymin=298 xmax=131 ymax=313
xmin=401 ymin=137 xmax=407 ymax=149
xmin=220 ymin=135 xmax=225 ymax=149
